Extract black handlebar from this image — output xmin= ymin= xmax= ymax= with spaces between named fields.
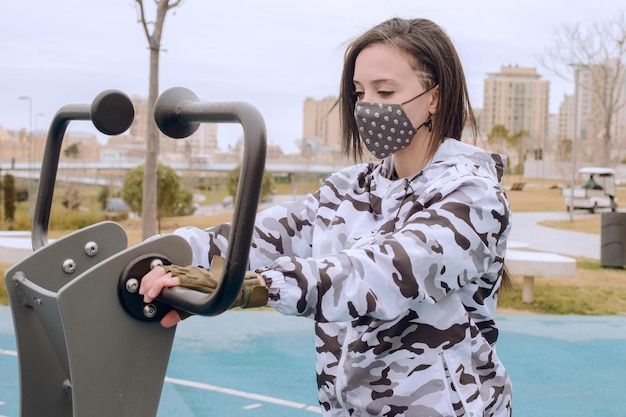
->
xmin=32 ymin=90 xmax=134 ymax=250
xmin=153 ymin=87 xmax=267 ymax=316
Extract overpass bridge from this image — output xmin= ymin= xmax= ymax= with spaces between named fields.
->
xmin=0 ymin=159 xmax=352 ymax=185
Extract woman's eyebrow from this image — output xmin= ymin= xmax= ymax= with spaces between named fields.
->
xmin=352 ymin=78 xmax=397 ymax=86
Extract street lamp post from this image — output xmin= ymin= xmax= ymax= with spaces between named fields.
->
xmin=568 ymin=65 xmax=581 ymax=223
xmin=19 ymin=96 xmax=33 ymax=215
xmin=35 ymin=113 xmax=45 ymax=167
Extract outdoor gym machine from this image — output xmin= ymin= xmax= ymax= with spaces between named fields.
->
xmin=3 ymin=87 xmax=267 ymax=417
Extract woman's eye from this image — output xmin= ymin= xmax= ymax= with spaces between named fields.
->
xmin=353 ymin=91 xmax=364 ymax=100
xmin=378 ymin=91 xmax=393 ymax=98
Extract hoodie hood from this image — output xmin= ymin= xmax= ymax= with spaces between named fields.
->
xmin=380 ymin=138 xmax=506 ymax=184
xmin=431 ymin=138 xmax=506 ymax=183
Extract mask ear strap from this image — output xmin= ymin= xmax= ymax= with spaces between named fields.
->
xmin=416 ymin=115 xmax=433 ymax=132
xmin=424 ymin=116 xmax=433 ymax=132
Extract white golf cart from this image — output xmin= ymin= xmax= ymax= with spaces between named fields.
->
xmin=562 ymin=167 xmax=618 ymax=213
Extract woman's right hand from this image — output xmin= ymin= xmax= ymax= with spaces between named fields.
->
xmin=139 ymin=266 xmax=183 ymax=328
xmin=138 ymin=257 xmax=268 ymax=326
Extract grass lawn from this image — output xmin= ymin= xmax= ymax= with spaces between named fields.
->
xmin=497 ymin=258 xmax=626 ymax=315
xmin=2 ymin=178 xmax=626 ymax=314
xmin=499 ymin=179 xmax=626 ymax=314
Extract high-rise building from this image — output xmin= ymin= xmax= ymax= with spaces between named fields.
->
xmin=572 ymin=66 xmax=592 ymax=146
xmin=568 ymin=61 xmax=626 ymax=164
xmin=481 ymin=66 xmax=550 ymax=153
xmin=557 ymin=94 xmax=575 ymax=142
xmin=128 ymin=95 xmax=218 ymax=162
xmin=302 ymin=96 xmax=342 ymax=158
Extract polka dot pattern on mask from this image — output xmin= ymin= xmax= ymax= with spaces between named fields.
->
xmin=354 ymin=102 xmax=416 ymax=158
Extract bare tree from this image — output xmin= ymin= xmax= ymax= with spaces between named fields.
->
xmin=487 ymin=125 xmax=528 ymax=174
xmin=541 ymin=12 xmax=626 ymax=166
xmin=135 ymin=0 xmax=183 ymax=239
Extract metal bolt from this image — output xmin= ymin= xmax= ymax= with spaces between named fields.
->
xmin=143 ymin=304 xmax=157 ymax=318
xmin=125 ymin=278 xmax=139 ymax=293
xmin=84 ymin=241 xmax=99 ymax=256
xmin=150 ymin=258 xmax=164 ymax=269
xmin=62 ymin=259 xmax=76 ymax=274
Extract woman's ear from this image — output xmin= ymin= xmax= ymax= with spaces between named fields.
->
xmin=428 ymin=85 xmax=440 ymax=114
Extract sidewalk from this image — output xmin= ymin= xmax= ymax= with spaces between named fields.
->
xmin=0 ymin=232 xmax=32 ymax=264
xmin=509 ymin=211 xmax=601 ymax=259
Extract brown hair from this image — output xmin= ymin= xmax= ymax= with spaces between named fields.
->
xmin=338 ymin=17 xmax=478 ymax=161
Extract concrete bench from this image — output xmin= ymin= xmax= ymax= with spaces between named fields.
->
xmin=505 ymin=249 xmax=577 ymax=303
xmin=507 ymin=240 xmax=530 ymax=250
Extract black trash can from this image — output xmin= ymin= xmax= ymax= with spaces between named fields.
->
xmin=601 ymin=212 xmax=626 ymax=268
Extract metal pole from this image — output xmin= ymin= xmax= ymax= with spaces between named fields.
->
xmin=568 ymin=65 xmax=580 ymax=223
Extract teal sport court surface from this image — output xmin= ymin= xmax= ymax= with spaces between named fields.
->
xmin=1 ymin=307 xmax=625 ymax=416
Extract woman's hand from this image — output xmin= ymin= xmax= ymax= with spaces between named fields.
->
xmin=138 ymin=266 xmax=183 ymax=328
xmin=138 ymin=258 xmax=269 ymax=327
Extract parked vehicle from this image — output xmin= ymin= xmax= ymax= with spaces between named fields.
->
xmin=221 ymin=195 xmax=234 ymax=207
xmin=562 ymin=167 xmax=618 ymax=213
xmin=104 ymin=197 xmax=131 ymax=220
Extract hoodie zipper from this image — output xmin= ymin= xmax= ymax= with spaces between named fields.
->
xmin=393 ymin=174 xmax=421 ymax=230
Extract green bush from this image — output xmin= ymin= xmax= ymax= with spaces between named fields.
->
xmin=57 ymin=209 xmax=104 ymax=229
xmin=121 ymin=164 xmax=195 ymax=217
xmin=226 ymin=165 xmax=274 ymax=201
xmin=98 ymin=186 xmax=110 ymax=211
xmin=10 ymin=204 xmax=32 ymax=230
xmin=7 ymin=200 xmax=107 ymax=232
xmin=2 ymin=173 xmax=17 ymax=222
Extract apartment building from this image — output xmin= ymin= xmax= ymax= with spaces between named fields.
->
xmin=302 ymin=96 xmax=342 ymax=159
xmin=129 ymin=95 xmax=218 ymax=162
xmin=481 ymin=65 xmax=550 ymax=154
xmin=581 ymin=62 xmax=626 ymax=164
xmin=557 ymin=94 xmax=575 ymax=142
xmin=559 ymin=61 xmax=626 ymax=165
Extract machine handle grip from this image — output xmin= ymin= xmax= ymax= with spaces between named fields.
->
xmin=32 ymin=90 xmax=134 ymax=250
xmin=153 ymin=87 xmax=267 ymax=316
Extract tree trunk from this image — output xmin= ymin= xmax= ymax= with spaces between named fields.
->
xmin=134 ymin=0 xmax=182 ymax=239
xmin=600 ymin=114 xmax=612 ymax=167
xmin=141 ymin=48 xmax=160 ymax=239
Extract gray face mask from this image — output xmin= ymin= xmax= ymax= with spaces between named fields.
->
xmin=354 ymin=88 xmax=433 ymax=159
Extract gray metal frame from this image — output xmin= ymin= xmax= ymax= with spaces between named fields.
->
xmin=3 ymin=87 xmax=267 ymax=417
xmin=5 ymin=225 xmax=190 ymax=417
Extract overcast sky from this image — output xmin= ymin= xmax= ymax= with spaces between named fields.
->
xmin=1 ymin=0 xmax=622 ymax=153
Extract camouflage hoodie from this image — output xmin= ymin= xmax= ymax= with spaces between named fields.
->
xmin=175 ymin=138 xmax=512 ymax=416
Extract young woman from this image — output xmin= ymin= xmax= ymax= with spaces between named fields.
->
xmin=141 ymin=17 xmax=512 ymax=417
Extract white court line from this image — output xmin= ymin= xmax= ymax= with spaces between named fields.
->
xmin=1 ymin=350 xmax=320 ymax=414
xmin=165 ymin=377 xmax=321 ymax=413
xmin=0 ymin=397 xmax=8 ymax=417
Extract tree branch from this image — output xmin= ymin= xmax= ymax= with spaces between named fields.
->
xmin=135 ymin=0 xmax=154 ymax=47
xmin=167 ymin=0 xmax=184 ymax=11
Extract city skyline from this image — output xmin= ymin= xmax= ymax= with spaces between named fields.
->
xmin=1 ymin=0 xmax=622 ymax=154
